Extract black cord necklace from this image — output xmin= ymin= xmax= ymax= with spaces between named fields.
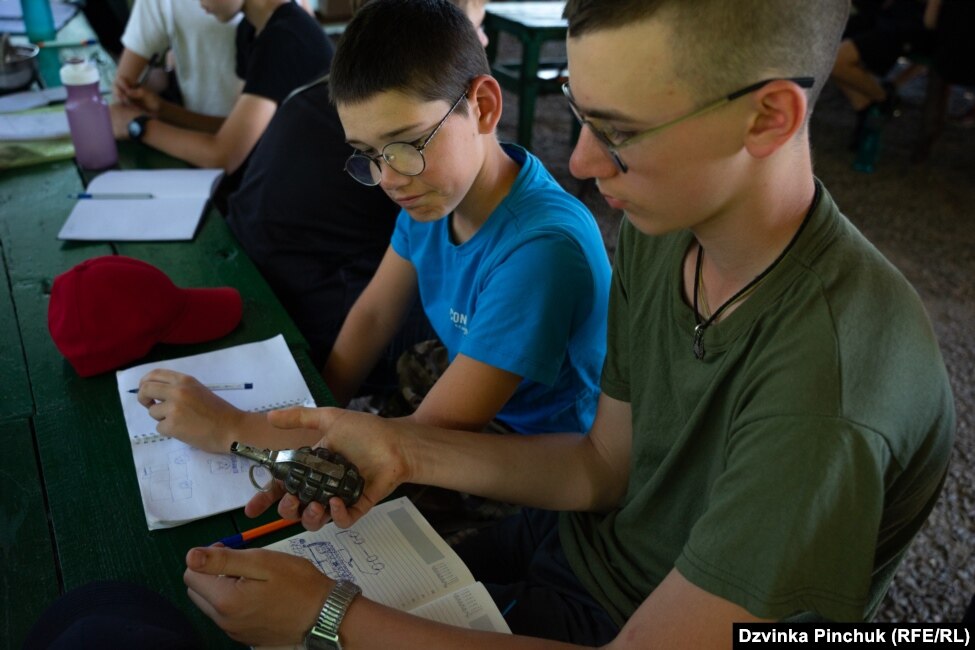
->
xmin=691 ymin=184 xmax=821 ymax=360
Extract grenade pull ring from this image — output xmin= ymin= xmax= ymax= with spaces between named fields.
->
xmin=249 ymin=465 xmax=274 ymax=493
xmin=229 ymin=442 xmax=278 ymax=492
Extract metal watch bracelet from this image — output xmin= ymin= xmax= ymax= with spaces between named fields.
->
xmin=305 ymin=580 xmax=362 ymax=650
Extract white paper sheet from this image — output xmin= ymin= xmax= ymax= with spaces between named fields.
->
xmin=116 ymin=335 xmax=316 ymax=530
xmin=58 ymin=168 xmax=223 ymax=241
xmin=261 ymin=498 xmax=511 ymax=649
xmin=0 ymin=86 xmax=68 ymax=113
xmin=0 ymin=111 xmax=69 ymax=140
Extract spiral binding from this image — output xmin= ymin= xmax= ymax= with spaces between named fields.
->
xmin=130 ymin=397 xmax=311 ymax=445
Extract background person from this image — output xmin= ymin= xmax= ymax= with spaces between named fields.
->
xmin=109 ymin=0 xmax=331 ymax=176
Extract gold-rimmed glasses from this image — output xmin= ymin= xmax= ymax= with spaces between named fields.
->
xmin=563 ymin=76 xmax=815 ymax=173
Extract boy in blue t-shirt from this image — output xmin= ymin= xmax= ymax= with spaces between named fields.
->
xmin=135 ymin=0 xmax=609 ymax=451
xmin=322 ymin=0 xmax=609 ymax=436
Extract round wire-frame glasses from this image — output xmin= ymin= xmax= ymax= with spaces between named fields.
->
xmin=344 ymin=90 xmax=469 ymax=186
xmin=562 ymin=76 xmax=815 ymax=173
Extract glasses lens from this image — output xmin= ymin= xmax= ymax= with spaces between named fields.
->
xmin=562 ymin=88 xmax=619 ymax=153
xmin=383 ymin=143 xmax=425 ymax=176
xmin=345 ymin=153 xmax=381 ymax=186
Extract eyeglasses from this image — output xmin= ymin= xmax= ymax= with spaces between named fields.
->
xmin=345 ymin=90 xmax=469 ymax=187
xmin=563 ymin=76 xmax=815 ymax=173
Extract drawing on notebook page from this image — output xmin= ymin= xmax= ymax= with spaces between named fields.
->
xmin=116 ymin=335 xmax=316 ymax=529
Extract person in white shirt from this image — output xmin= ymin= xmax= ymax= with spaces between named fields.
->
xmin=114 ymin=0 xmax=242 ymax=119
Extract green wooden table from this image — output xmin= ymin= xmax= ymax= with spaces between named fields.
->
xmin=484 ymin=1 xmax=568 ymax=149
xmin=0 ymin=142 xmax=335 ymax=649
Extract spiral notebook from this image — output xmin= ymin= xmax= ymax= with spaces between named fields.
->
xmin=115 ymin=335 xmax=316 ymax=530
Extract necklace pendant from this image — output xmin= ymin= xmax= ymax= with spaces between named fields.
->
xmin=693 ymin=324 xmax=706 ymax=360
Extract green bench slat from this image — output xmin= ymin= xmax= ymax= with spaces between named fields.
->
xmin=0 ymin=418 xmax=59 ymax=650
xmin=0 ymin=256 xmax=32 ymax=421
xmin=0 ymin=161 xmax=113 ymax=285
xmin=33 ymin=407 xmax=245 ymax=648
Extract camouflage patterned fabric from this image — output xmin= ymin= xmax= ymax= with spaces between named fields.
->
xmin=377 ymin=339 xmax=521 ymax=543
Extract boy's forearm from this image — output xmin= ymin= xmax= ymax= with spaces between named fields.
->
xmin=139 ymin=120 xmax=230 ymax=169
xmin=156 ymin=101 xmax=225 ymax=133
xmin=341 ymin=596 xmax=586 ymax=650
xmin=219 ymin=411 xmax=324 ymax=453
xmin=401 ymin=422 xmax=613 ymax=512
xmin=323 ymin=306 xmax=400 ymax=406
xmin=113 ymin=50 xmax=147 ymax=98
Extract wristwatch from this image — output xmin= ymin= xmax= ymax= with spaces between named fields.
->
xmin=305 ymin=580 xmax=362 ymax=650
xmin=127 ymin=115 xmax=151 ymax=142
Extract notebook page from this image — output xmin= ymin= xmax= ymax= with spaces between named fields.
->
xmin=115 ymin=335 xmax=316 ymax=530
xmin=262 ymin=581 xmax=510 ymax=650
xmin=409 ymin=582 xmax=511 ymax=633
xmin=264 ymin=497 xmax=477 ymax=611
xmin=58 ymin=196 xmax=208 ymax=241
xmin=86 ymin=168 xmax=223 ymax=197
xmin=260 ymin=498 xmax=508 ymax=650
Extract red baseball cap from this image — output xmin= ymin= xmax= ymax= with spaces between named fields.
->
xmin=48 ymin=255 xmax=243 ymax=377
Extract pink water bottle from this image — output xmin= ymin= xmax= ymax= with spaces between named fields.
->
xmin=60 ymin=59 xmax=118 ymax=170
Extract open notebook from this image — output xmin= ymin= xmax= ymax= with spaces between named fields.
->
xmin=115 ymin=335 xmax=315 ymax=530
xmin=260 ymin=497 xmax=511 ymax=650
xmin=58 ymin=168 xmax=223 ymax=241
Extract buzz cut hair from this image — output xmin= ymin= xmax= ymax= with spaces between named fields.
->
xmin=562 ymin=0 xmax=850 ymax=109
xmin=330 ymin=0 xmax=490 ymax=112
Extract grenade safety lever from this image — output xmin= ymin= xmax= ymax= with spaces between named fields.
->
xmin=230 ymin=442 xmax=364 ymax=508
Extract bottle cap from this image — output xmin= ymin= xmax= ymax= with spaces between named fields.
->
xmin=59 ymin=57 xmax=100 ymax=86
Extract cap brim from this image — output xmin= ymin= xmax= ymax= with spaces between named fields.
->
xmin=160 ymin=287 xmax=243 ymax=344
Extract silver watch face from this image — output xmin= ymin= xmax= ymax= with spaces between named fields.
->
xmin=128 ymin=118 xmax=144 ymax=141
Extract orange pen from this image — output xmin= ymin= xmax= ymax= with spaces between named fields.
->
xmin=215 ymin=518 xmax=301 ymax=548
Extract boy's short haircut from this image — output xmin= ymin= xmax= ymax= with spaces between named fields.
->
xmin=563 ymin=0 xmax=850 ymax=110
xmin=330 ymin=0 xmax=490 ymax=112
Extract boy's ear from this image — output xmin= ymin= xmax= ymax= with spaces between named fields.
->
xmin=743 ymin=79 xmax=808 ymax=159
xmin=469 ymin=75 xmax=504 ymax=134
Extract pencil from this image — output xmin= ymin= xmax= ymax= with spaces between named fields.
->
xmin=215 ymin=518 xmax=301 ymax=549
xmin=127 ymin=382 xmax=253 ymax=394
xmin=71 ymin=193 xmax=155 ymax=200
xmin=136 ymin=53 xmax=160 ymax=87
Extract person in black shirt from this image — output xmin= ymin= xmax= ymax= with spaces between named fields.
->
xmin=109 ymin=0 xmax=330 ymax=174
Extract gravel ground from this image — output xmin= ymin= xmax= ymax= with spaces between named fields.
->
xmin=493 ymin=36 xmax=975 ymax=622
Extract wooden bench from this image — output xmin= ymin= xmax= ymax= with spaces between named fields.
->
xmin=0 ymin=143 xmax=335 ymax=648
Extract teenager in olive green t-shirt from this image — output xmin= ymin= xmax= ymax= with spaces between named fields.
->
xmin=559 ymin=183 xmax=954 ymax=624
